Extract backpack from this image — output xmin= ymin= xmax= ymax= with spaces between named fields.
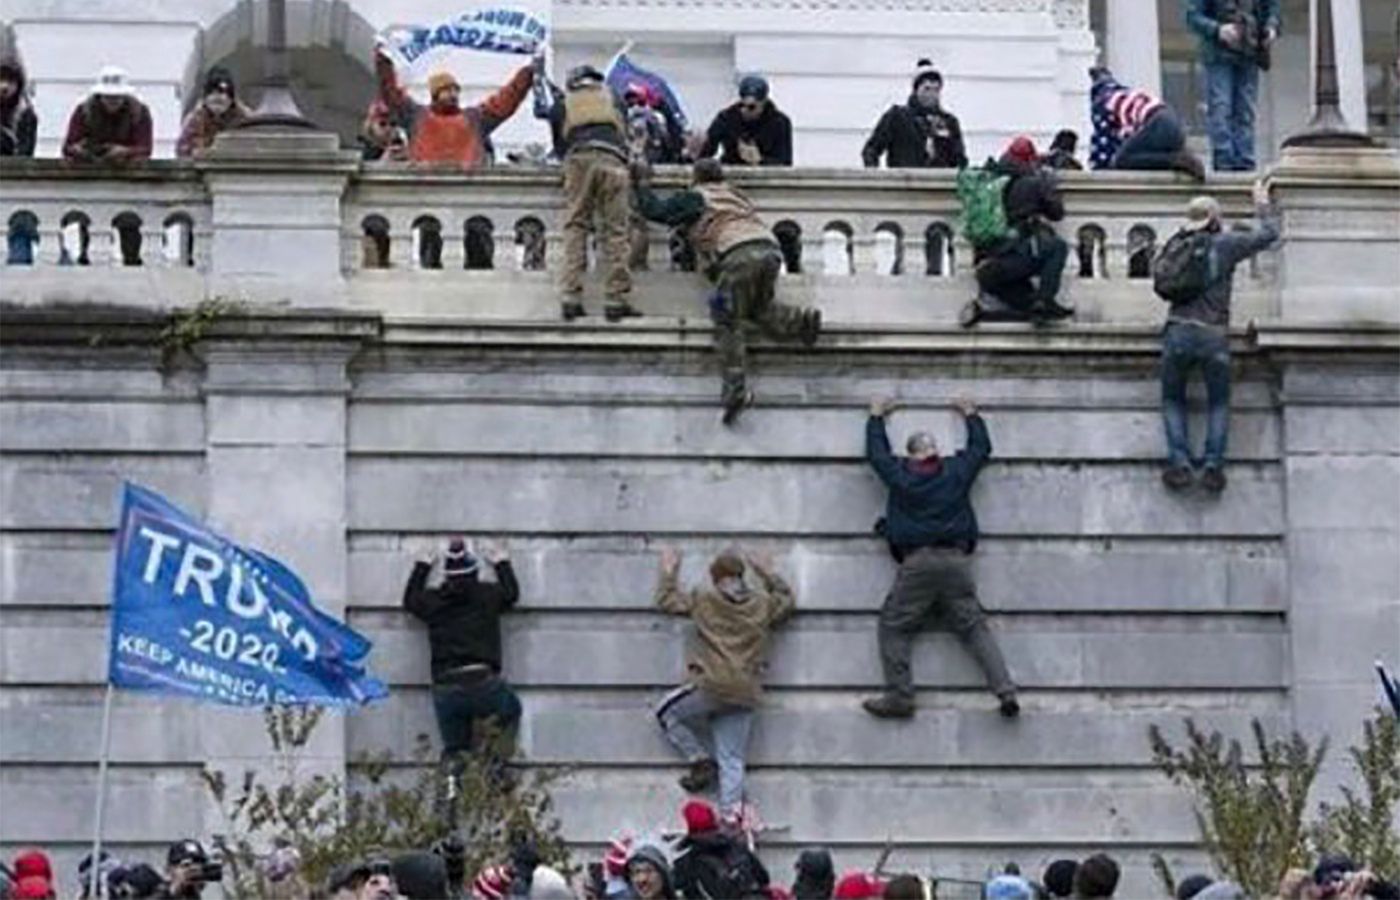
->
xmin=691 ymin=844 xmax=764 ymax=899
xmin=1152 ymin=228 xmax=1215 ymax=303
xmin=956 ymin=160 xmax=1015 ymax=250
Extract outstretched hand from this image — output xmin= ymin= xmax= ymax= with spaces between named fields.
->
xmin=660 ymin=547 xmax=681 ymax=574
xmin=952 ymin=397 xmax=978 ymax=417
xmin=746 ymin=548 xmax=776 ymax=572
xmin=870 ymin=397 xmax=899 ymax=418
xmin=482 ymin=541 xmax=510 ymax=564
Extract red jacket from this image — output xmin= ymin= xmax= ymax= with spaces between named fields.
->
xmin=62 ymin=97 xmax=153 ymax=161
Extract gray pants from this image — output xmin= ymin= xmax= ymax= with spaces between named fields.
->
xmin=656 ymin=684 xmax=754 ymax=815
xmin=878 ymin=547 xmax=1015 ymax=700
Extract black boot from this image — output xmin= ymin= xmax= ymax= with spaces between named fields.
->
xmin=604 ymin=299 xmax=643 ymax=323
xmin=958 ymin=298 xmax=983 ymax=329
xmin=861 ymin=693 xmax=915 ymax=719
xmin=679 ymin=758 xmax=719 ymax=793
xmin=721 ymin=386 xmax=754 ymax=426
xmin=561 ymin=299 xmax=587 ymax=322
xmin=799 ymin=308 xmax=822 ymax=347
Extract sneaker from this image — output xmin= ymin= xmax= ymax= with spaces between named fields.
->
xmin=861 ymin=694 xmax=915 ymax=719
xmin=958 ymin=299 xmax=983 ymax=329
xmin=1162 ymin=465 xmax=1193 ymax=492
xmin=679 ymin=758 xmax=719 ymax=793
xmin=604 ymin=300 xmax=643 ymax=323
xmin=560 ymin=299 xmax=586 ymax=322
xmin=721 ymin=387 xmax=755 ymax=426
xmin=1200 ymin=466 xmax=1227 ymax=494
xmin=799 ymin=308 xmax=822 ymax=347
xmin=998 ymin=694 xmax=1021 ymax=719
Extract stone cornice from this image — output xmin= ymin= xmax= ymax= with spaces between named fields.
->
xmin=555 ymin=0 xmax=1049 ymax=11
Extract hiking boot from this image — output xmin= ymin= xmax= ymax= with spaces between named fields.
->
xmin=679 ymin=758 xmax=719 ymax=793
xmin=1035 ymin=299 xmax=1075 ymax=319
xmin=1162 ymin=465 xmax=1194 ymax=492
xmin=1172 ymin=151 xmax=1207 ymax=182
xmin=1200 ymin=466 xmax=1227 ymax=494
xmin=721 ymin=387 xmax=755 ymax=427
xmin=998 ymin=694 xmax=1021 ymax=719
xmin=799 ymin=308 xmax=822 ymax=347
xmin=861 ymin=694 xmax=915 ymax=719
xmin=958 ymin=298 xmax=983 ymax=329
xmin=604 ymin=300 xmax=643 ymax=322
xmin=560 ymin=299 xmax=587 ymax=322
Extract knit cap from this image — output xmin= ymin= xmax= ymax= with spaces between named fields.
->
xmin=428 ymin=70 xmax=460 ymax=97
xmin=444 ymin=536 xmax=480 ymax=576
xmin=682 ymin=799 xmax=719 ymax=834
xmin=913 ymin=58 xmax=942 ymax=89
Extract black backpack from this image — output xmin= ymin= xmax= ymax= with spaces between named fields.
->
xmin=691 ymin=844 xmax=764 ymax=899
xmin=1152 ymin=229 xmax=1215 ymax=304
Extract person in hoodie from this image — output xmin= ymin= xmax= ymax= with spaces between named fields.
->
xmin=862 ymin=60 xmax=966 ymax=169
xmin=403 ymin=536 xmax=522 ymax=768
xmin=62 ymin=66 xmax=153 ymax=163
xmin=627 ymin=846 xmax=677 ymax=900
xmin=964 ymin=135 xmax=1073 ymax=328
xmin=1088 ymin=66 xmax=1204 ymax=179
xmin=176 ymin=66 xmax=251 ymax=156
xmin=10 ymin=851 xmax=55 ymax=900
xmin=672 ymin=799 xmax=770 ymax=899
xmin=654 ymin=546 xmax=795 ymax=821
xmin=374 ymin=45 xmax=537 ymax=168
xmin=792 ymin=849 xmax=836 ymax=900
xmin=699 ymin=75 xmax=792 ymax=167
xmin=0 ymin=58 xmax=37 ymax=157
xmin=861 ymin=397 xmax=1018 ymax=720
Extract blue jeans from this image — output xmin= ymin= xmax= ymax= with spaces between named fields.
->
xmin=431 ymin=676 xmax=522 ymax=758
xmin=1161 ymin=322 xmax=1231 ymax=469
xmin=1111 ymin=108 xmax=1186 ymax=171
xmin=1205 ymin=60 xmax=1259 ymax=171
xmin=656 ymin=684 xmax=755 ymax=817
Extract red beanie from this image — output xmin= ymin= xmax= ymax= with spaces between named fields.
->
xmin=833 ymin=871 xmax=886 ymax=900
xmin=471 ymin=865 xmax=512 ymax=900
xmin=13 ymin=876 xmax=55 ymax=900
xmin=1004 ymin=135 xmax=1038 ymax=165
xmin=682 ymin=799 xmax=719 ymax=834
xmin=13 ymin=851 xmax=53 ymax=882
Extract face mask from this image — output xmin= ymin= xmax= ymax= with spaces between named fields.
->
xmin=206 ymin=93 xmax=232 ymax=114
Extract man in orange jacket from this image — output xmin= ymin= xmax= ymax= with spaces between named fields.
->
xmin=374 ymin=48 xmax=538 ymax=168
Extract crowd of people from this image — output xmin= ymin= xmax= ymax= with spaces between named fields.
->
xmin=4 ymin=839 xmax=1397 ymax=900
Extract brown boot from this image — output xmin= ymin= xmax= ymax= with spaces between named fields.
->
xmin=679 ymin=758 xmax=719 ymax=793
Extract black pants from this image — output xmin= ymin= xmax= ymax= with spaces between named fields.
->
xmin=431 ymin=675 xmax=522 ymax=757
xmin=975 ymin=232 xmax=1069 ymax=311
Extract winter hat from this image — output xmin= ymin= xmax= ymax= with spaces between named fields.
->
xmin=90 ymin=65 xmax=136 ymax=98
xmin=392 ymin=851 xmax=448 ymax=900
xmin=709 ymin=551 xmax=745 ymax=583
xmin=833 ymin=871 xmax=885 ymax=900
xmin=13 ymin=876 xmax=54 ymax=899
xmin=1313 ymin=853 xmax=1357 ymax=887
xmin=444 ymin=536 xmax=480 ymax=576
xmin=1050 ymin=129 xmax=1078 ymax=153
xmin=738 ymin=74 xmax=770 ymax=101
xmin=529 ymin=867 xmax=573 ymax=899
xmin=682 ymin=798 xmax=719 ymax=834
xmin=1175 ymin=874 xmax=1215 ymax=900
xmin=167 ymin=839 xmax=208 ymax=868
xmin=1004 ymin=135 xmax=1038 ymax=165
xmin=793 ymin=848 xmax=836 ymax=900
xmin=1041 ymin=860 xmax=1078 ymax=898
xmin=912 ymin=58 xmax=942 ymax=90
xmin=203 ymin=66 xmax=236 ymax=99
xmin=472 ymin=864 xmax=513 ymax=900
xmin=427 ymin=70 xmax=460 ymax=98
xmin=13 ymin=851 xmax=53 ymax=882
xmin=0 ymin=58 xmax=25 ymax=91
xmin=603 ymin=835 xmax=634 ymax=878
xmin=985 ymin=874 xmax=1035 ymax=900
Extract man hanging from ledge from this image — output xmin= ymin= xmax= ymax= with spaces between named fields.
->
xmin=403 ymin=536 xmax=521 ymax=792
xmin=861 ymin=397 xmax=1019 ymax=720
xmin=373 ymin=44 xmax=537 ymax=168
xmin=633 ymin=158 xmax=821 ymax=425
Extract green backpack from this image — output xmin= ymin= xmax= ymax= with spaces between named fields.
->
xmin=956 ymin=160 xmax=1015 ymax=250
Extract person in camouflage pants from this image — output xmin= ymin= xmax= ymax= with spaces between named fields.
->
xmin=634 ymin=158 xmax=821 ymax=424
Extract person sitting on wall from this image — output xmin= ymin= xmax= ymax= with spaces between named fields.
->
xmin=176 ymin=66 xmax=251 ymax=157
xmin=62 ymin=66 xmax=153 ymax=163
xmin=373 ymin=45 xmax=537 ymax=168
xmin=862 ymin=59 xmax=967 ymax=170
xmin=698 ymin=75 xmax=793 ymax=167
xmin=402 ymin=536 xmax=522 ymax=784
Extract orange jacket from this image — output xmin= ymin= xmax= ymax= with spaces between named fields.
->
xmin=375 ymin=53 xmax=533 ymax=168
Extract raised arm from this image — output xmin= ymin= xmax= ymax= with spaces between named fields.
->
xmin=958 ymin=400 xmax=992 ymax=476
xmin=375 ymin=50 xmax=418 ymax=123
xmin=476 ymin=64 xmax=535 ymax=133
xmin=482 ymin=541 xmax=520 ymax=611
xmin=654 ymin=548 xmax=696 ymax=616
xmin=748 ymin=553 xmax=795 ymax=625
xmin=403 ymin=558 xmax=442 ymax=621
xmin=865 ymin=400 xmax=915 ymax=491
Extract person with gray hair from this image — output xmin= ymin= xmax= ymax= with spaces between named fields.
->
xmin=861 ymin=397 xmax=1018 ymax=720
xmin=1154 ymin=178 xmax=1279 ymax=493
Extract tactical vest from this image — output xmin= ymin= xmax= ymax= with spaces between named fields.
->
xmin=689 ymin=182 xmax=776 ymax=261
xmin=562 ymin=85 xmax=624 ymax=139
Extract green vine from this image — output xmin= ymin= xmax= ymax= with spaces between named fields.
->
xmin=157 ymin=298 xmax=244 ymax=370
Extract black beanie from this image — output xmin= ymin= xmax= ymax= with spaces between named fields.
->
xmin=913 ymin=58 xmax=942 ymax=90
xmin=203 ymin=66 xmax=236 ymax=99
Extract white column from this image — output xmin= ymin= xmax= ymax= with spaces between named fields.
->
xmin=1104 ymin=0 xmax=1162 ymax=96
xmin=1328 ymin=0 xmax=1368 ymax=133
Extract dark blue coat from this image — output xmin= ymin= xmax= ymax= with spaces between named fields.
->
xmin=866 ymin=414 xmax=991 ymax=553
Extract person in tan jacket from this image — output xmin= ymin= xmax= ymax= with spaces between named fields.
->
xmin=653 ymin=546 xmax=795 ymax=822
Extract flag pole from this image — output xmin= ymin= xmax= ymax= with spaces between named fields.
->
xmin=605 ymin=40 xmax=635 ymax=78
xmin=88 ymin=683 xmax=115 ymax=899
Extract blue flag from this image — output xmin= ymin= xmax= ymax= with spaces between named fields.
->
xmin=382 ymin=6 xmax=548 ymax=66
xmin=108 ymin=483 xmax=388 ymax=708
xmin=606 ymin=52 xmax=689 ymax=132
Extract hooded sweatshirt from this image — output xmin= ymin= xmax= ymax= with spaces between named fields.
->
xmin=654 ymin=559 xmax=795 ymax=707
xmin=0 ymin=59 xmax=37 ymax=157
xmin=403 ymin=561 xmax=520 ymax=679
xmin=626 ymin=845 xmax=676 ymax=900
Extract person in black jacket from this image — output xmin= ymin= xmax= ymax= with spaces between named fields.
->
xmin=671 ymin=800 xmax=769 ymax=899
xmin=964 ymin=136 xmax=1074 ymax=327
xmin=861 ymin=397 xmax=1017 ymax=720
xmin=862 ymin=60 xmax=966 ymax=169
xmin=0 ymin=58 xmax=37 ymax=157
xmin=698 ymin=75 xmax=792 ymax=167
xmin=403 ymin=536 xmax=522 ymax=765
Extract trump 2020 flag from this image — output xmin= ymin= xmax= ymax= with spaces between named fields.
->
xmin=606 ymin=52 xmax=690 ymax=132
xmin=382 ymin=6 xmax=547 ymax=66
xmin=108 ymin=482 xmax=388 ymax=707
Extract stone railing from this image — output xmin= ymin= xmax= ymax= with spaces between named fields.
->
xmin=2 ymin=132 xmax=1397 ymax=326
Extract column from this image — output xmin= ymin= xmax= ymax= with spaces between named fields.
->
xmin=1104 ymin=0 xmax=1161 ymax=96
xmin=1329 ymin=0 xmax=1368 ymax=133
